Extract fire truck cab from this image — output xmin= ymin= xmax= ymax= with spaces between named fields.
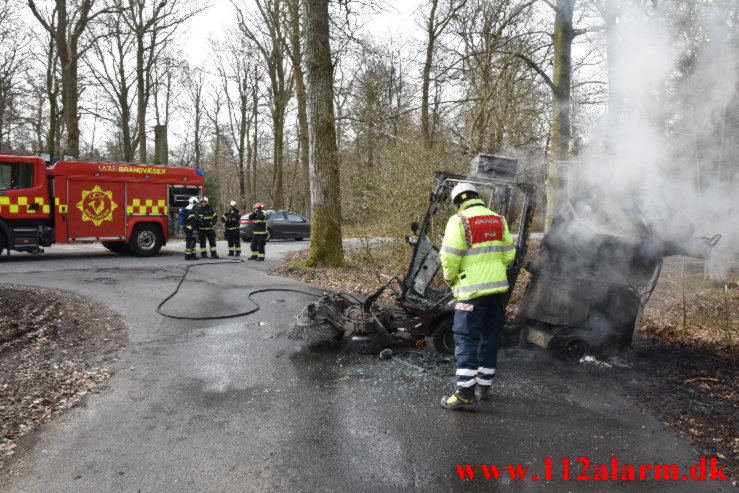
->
xmin=0 ymin=155 xmax=204 ymax=257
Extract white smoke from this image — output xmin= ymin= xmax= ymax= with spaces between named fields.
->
xmin=576 ymin=0 xmax=738 ymax=280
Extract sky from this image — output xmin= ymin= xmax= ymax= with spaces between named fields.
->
xmin=184 ymin=0 xmax=424 ymax=66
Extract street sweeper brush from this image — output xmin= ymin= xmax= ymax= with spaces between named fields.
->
xmin=288 ymin=292 xmax=394 ymax=354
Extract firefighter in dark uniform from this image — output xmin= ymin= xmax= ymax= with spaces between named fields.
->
xmin=248 ymin=203 xmax=268 ymax=261
xmin=222 ymin=201 xmax=242 ymax=256
xmin=197 ymin=197 xmax=219 ymax=258
xmin=184 ymin=197 xmax=200 ymax=260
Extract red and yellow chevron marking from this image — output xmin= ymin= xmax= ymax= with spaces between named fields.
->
xmin=54 ymin=197 xmax=68 ymax=214
xmin=126 ymin=198 xmax=168 ymax=215
xmin=0 ymin=196 xmax=50 ymax=215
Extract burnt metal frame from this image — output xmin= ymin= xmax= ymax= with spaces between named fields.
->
xmin=362 ymin=171 xmax=537 ymax=338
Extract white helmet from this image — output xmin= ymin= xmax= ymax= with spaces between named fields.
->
xmin=450 ymin=183 xmax=477 ymax=204
xmin=188 ymin=197 xmax=198 ymax=205
xmin=229 ymin=200 xmax=237 ymax=207
xmin=201 ymin=196 xmax=208 ymax=203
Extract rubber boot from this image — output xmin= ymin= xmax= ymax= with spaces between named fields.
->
xmin=228 ymin=251 xmax=234 ymax=257
xmin=201 ymin=252 xmax=208 ymax=258
xmin=211 ymin=252 xmax=219 ymax=259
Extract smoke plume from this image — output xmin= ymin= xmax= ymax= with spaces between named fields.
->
xmin=576 ymin=0 xmax=738 ymax=279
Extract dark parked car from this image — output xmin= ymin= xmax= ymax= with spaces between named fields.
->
xmin=240 ymin=210 xmax=311 ymax=241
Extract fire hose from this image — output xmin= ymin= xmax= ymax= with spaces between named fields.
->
xmin=155 ymin=259 xmax=321 ymax=321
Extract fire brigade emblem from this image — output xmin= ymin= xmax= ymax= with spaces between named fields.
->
xmin=76 ymin=185 xmax=118 ymax=226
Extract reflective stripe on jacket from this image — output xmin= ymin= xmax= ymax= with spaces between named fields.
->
xmin=185 ymin=205 xmax=200 ymax=231
xmin=439 ymin=198 xmax=515 ymax=300
xmin=222 ymin=209 xmax=241 ymax=230
xmin=248 ymin=210 xmax=268 ymax=234
xmin=198 ymin=205 xmax=217 ymax=230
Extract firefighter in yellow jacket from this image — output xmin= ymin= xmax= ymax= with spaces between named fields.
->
xmin=439 ymin=183 xmax=515 ymax=411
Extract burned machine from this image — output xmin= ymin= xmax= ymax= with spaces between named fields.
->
xmin=509 ymin=198 xmax=721 ymax=359
xmin=290 ymin=154 xmax=537 ymax=354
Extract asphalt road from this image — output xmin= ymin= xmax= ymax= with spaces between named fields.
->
xmin=0 ymin=241 xmax=732 ymax=492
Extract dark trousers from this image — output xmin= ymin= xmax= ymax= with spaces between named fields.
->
xmin=199 ymin=229 xmax=217 ymax=255
xmin=453 ymin=292 xmax=506 ymax=395
xmin=226 ymin=230 xmax=241 ymax=255
xmin=185 ymin=230 xmax=197 ymax=257
xmin=250 ymin=234 xmax=267 ymax=258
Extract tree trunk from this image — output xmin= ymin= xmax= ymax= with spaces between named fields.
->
xmin=153 ymin=124 xmax=168 ymax=164
xmin=271 ymin=112 xmax=284 ymax=209
xmin=54 ymin=0 xmax=78 ymax=158
xmin=420 ymin=0 xmax=438 ymax=148
xmin=294 ymin=54 xmax=310 ymax=217
xmin=288 ymin=0 xmax=310 ymax=217
xmin=238 ymin=94 xmax=249 ymax=205
xmin=251 ymin=76 xmax=258 ymax=202
xmin=136 ymin=35 xmax=146 ymax=162
xmin=44 ymin=32 xmax=59 ymax=158
xmin=545 ymin=0 xmax=575 ymax=230
xmin=60 ymin=56 xmax=79 ymax=157
xmin=194 ymin=81 xmax=202 ymax=168
xmin=304 ymin=0 xmax=343 ymax=266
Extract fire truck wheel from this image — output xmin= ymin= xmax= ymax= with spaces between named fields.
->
xmin=432 ymin=316 xmax=455 ymax=355
xmin=102 ymin=241 xmax=127 ymax=254
xmin=0 ymin=230 xmax=6 ymax=256
xmin=127 ymin=224 xmax=163 ymax=257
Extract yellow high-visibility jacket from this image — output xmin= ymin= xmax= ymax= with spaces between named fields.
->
xmin=440 ymin=198 xmax=515 ymax=300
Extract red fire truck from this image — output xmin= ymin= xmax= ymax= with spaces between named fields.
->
xmin=0 ymin=155 xmax=205 ymax=256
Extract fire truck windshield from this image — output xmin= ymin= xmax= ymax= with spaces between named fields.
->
xmin=0 ymin=162 xmax=34 ymax=190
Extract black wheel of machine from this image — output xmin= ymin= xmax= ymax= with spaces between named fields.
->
xmin=295 ymin=237 xmax=303 ymax=241
xmin=266 ymin=230 xmax=272 ymax=242
xmin=0 ymin=230 xmax=6 ymax=257
xmin=102 ymin=241 xmax=127 ymax=254
xmin=126 ymin=224 xmax=163 ymax=257
xmin=432 ymin=317 xmax=455 ymax=355
xmin=553 ymin=335 xmax=589 ymax=361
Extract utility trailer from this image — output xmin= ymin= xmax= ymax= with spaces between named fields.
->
xmin=0 ymin=155 xmax=205 ymax=257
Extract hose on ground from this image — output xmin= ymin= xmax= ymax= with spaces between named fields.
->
xmin=156 ymin=259 xmax=321 ymax=321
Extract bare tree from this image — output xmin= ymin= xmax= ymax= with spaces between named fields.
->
xmin=119 ymin=0 xmax=203 ymax=162
xmin=250 ymin=63 xmax=260 ymax=202
xmin=184 ymin=67 xmax=205 ymax=168
xmin=452 ymin=0 xmax=544 ymax=153
xmin=304 ymin=0 xmax=342 ymax=266
xmin=420 ymin=0 xmax=467 ymax=148
xmin=216 ymin=34 xmax=261 ymax=207
xmin=285 ymin=0 xmax=310 ymax=216
xmin=514 ymin=0 xmax=601 ymax=228
xmin=87 ymin=12 xmax=138 ymax=160
xmin=0 ymin=0 xmax=29 ymax=152
xmin=235 ymin=0 xmax=294 ymax=209
xmin=28 ymin=0 xmax=112 ymax=157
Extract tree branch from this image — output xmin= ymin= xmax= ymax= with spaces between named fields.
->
xmin=513 ymin=52 xmax=555 ymax=91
